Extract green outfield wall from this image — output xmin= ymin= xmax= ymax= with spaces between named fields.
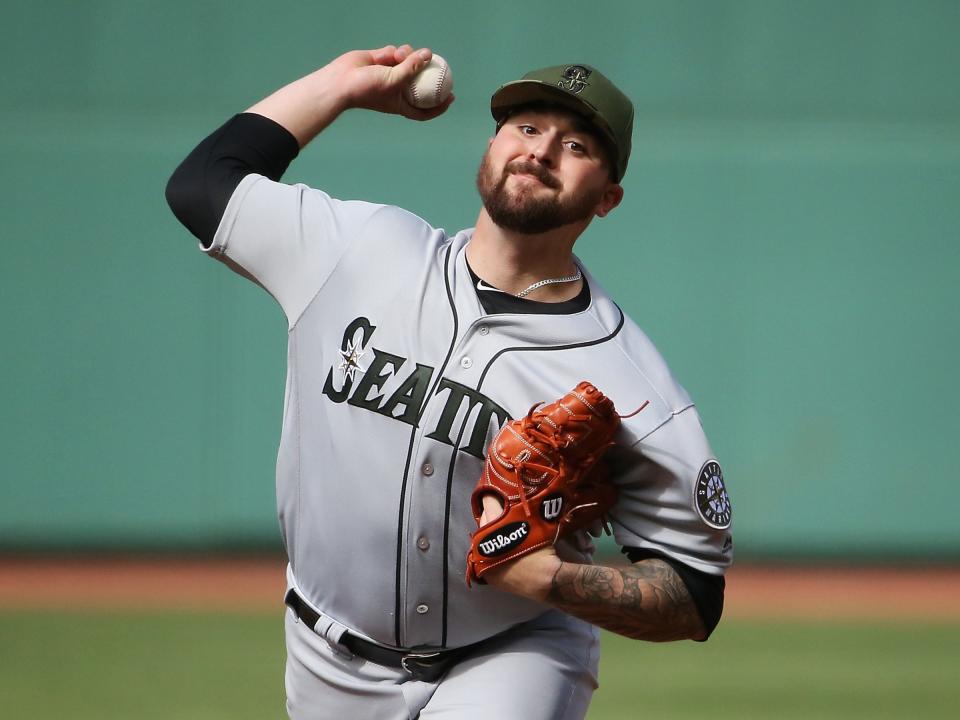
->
xmin=1 ymin=1 xmax=958 ymax=558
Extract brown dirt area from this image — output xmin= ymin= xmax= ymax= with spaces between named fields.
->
xmin=0 ymin=556 xmax=958 ymax=620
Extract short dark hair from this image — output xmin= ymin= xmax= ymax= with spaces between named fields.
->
xmin=494 ymin=102 xmax=619 ymax=183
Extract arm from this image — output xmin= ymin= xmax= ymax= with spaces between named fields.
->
xmin=165 ymin=45 xmax=452 ymax=242
xmin=246 ymin=44 xmax=452 ymax=148
xmin=478 ymin=497 xmax=708 ymax=642
xmin=165 ymin=113 xmax=300 ymax=244
xmin=487 ymin=549 xmax=707 ymax=642
xmin=547 ymin=556 xmax=707 ymax=642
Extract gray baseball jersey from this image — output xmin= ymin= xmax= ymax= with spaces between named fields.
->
xmin=206 ymin=173 xmax=733 ymax=650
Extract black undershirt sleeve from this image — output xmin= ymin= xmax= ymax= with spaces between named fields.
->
xmin=621 ymin=546 xmax=725 ymax=640
xmin=165 ymin=113 xmax=300 ymax=247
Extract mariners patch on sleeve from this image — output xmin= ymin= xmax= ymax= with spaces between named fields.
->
xmin=694 ymin=460 xmax=731 ymax=529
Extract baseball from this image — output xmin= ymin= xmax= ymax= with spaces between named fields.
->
xmin=404 ymin=53 xmax=453 ymax=109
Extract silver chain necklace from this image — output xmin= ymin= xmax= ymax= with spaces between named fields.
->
xmin=515 ymin=268 xmax=583 ymax=298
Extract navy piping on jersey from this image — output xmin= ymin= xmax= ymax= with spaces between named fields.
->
xmin=393 ymin=430 xmax=420 ymax=646
xmin=394 ymin=241 xmax=460 ymax=647
xmin=476 ymin=307 xmax=626 ymax=391
xmin=439 ymin=405 xmax=473 ymax=647
xmin=424 ymin=243 xmax=461 ymax=407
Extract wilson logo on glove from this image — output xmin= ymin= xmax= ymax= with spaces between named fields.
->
xmin=466 ymin=381 xmax=649 ymax=586
xmin=477 ymin=522 xmax=530 ymax=557
xmin=541 ymin=495 xmax=564 ymax=521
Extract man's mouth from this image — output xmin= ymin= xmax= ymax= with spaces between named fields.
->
xmin=506 ymin=163 xmax=559 ymax=189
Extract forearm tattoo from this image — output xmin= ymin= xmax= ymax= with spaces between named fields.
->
xmin=546 ymin=559 xmax=706 ymax=641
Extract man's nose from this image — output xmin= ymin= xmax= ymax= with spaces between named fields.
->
xmin=529 ymin=131 xmax=561 ymax=166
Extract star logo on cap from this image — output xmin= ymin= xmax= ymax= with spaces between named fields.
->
xmin=338 ymin=338 xmax=367 ymax=381
xmin=558 ymin=65 xmax=592 ymax=94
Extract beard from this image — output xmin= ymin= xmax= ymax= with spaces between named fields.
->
xmin=475 ymin=153 xmax=602 ymax=234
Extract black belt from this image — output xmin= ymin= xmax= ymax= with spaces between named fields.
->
xmin=284 ymin=589 xmax=471 ymax=682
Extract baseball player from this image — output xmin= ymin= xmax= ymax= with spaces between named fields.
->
xmin=166 ymin=45 xmax=732 ymax=720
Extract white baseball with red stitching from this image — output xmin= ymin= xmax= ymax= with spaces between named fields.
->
xmin=404 ymin=54 xmax=453 ymax=108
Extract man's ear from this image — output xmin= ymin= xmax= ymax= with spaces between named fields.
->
xmin=595 ymin=184 xmax=624 ymax=218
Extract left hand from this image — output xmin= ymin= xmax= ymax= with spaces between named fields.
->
xmin=478 ymin=494 xmax=563 ymax=602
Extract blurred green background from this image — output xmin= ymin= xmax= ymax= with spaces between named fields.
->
xmin=1 ymin=2 xmax=958 ymax=553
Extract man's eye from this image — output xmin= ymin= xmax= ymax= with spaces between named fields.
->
xmin=520 ymin=125 xmax=537 ymax=135
xmin=567 ymin=141 xmax=586 ymax=153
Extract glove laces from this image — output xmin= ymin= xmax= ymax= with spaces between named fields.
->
xmin=510 ymin=404 xmax=593 ymax=517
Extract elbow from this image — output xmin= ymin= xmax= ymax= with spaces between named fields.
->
xmin=164 ymin=162 xmax=216 ymax=246
xmin=691 ymin=603 xmax=722 ymax=642
xmin=165 ymin=165 xmax=196 ymax=230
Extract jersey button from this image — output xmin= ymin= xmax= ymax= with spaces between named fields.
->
xmin=417 ymin=537 xmax=430 ymax=551
xmin=416 ymin=604 xmax=429 ymax=614
xmin=460 ymin=357 xmax=473 ymax=369
xmin=422 ymin=463 xmax=434 ymax=477
xmin=478 ymin=325 xmax=489 ymax=336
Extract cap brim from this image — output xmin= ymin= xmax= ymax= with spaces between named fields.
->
xmin=490 ymin=80 xmax=616 ymax=151
xmin=491 ymin=80 xmax=600 ymax=121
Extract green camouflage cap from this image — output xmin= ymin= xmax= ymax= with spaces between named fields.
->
xmin=490 ymin=64 xmax=634 ymax=181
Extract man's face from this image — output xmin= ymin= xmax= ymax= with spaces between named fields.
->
xmin=476 ymin=109 xmax=618 ymax=235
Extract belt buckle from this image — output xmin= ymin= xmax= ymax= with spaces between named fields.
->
xmin=400 ymin=650 xmax=442 ymax=680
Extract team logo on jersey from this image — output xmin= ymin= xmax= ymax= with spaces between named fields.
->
xmin=558 ymin=65 xmax=591 ymax=94
xmin=323 ymin=317 xmax=510 ymax=458
xmin=337 ymin=337 xmax=367 ymax=381
xmin=541 ymin=495 xmax=564 ymax=521
xmin=694 ymin=460 xmax=731 ymax=529
xmin=476 ymin=522 xmax=530 ymax=557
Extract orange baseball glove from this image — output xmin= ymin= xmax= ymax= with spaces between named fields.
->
xmin=466 ymin=381 xmax=645 ymax=585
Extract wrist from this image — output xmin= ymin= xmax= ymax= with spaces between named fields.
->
xmin=534 ymin=555 xmax=567 ymax=602
xmin=485 ymin=549 xmax=563 ymax=602
xmin=309 ymin=65 xmax=353 ymax=114
xmin=540 ymin=559 xmax=578 ymax=602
